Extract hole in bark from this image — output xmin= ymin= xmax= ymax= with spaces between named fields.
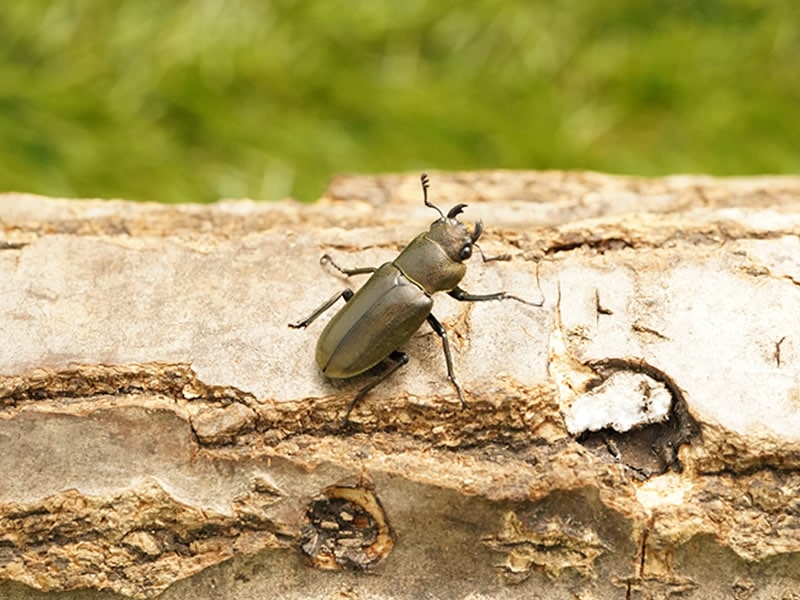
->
xmin=300 ymin=478 xmax=394 ymax=570
xmin=575 ymin=358 xmax=700 ymax=478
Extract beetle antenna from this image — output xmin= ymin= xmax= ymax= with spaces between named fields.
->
xmin=474 ymin=243 xmax=511 ymax=262
xmin=421 ymin=172 xmax=445 ymax=219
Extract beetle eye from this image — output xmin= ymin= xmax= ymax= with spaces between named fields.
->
xmin=459 ymin=245 xmax=472 ymax=260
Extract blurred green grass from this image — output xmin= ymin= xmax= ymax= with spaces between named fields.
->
xmin=0 ymin=1 xmax=797 ymax=203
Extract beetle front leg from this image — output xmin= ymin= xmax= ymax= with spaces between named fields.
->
xmin=426 ymin=313 xmax=467 ymax=409
xmin=343 ymin=350 xmax=409 ymax=425
xmin=321 ymin=254 xmax=377 ymax=277
xmin=448 ymin=285 xmax=544 ymax=307
xmin=288 ymin=289 xmax=354 ymax=329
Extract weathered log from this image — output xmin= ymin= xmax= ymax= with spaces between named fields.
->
xmin=2 ymin=171 xmax=800 ymax=599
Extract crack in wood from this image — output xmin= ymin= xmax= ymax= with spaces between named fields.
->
xmin=0 ymin=363 xmax=564 ymax=450
xmin=0 ymin=480 xmax=291 ymax=599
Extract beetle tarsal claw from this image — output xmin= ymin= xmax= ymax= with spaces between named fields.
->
xmin=505 ymin=293 xmax=545 ymax=308
xmin=449 ymin=378 xmax=468 ymax=409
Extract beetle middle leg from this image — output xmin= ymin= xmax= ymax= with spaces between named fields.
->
xmin=343 ymin=350 xmax=409 ymax=424
xmin=289 ymin=289 xmax=354 ymax=329
xmin=289 ymin=254 xmax=376 ymax=328
xmin=426 ymin=313 xmax=467 ymax=409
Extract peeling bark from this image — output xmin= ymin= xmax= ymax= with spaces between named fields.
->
xmin=2 ymin=171 xmax=800 ymax=599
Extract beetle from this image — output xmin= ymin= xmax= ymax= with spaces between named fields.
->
xmin=289 ymin=173 xmax=543 ymax=423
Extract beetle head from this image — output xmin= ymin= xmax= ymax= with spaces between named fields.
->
xmin=420 ymin=173 xmax=482 ymax=263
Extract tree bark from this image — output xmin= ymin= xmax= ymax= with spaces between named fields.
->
xmin=2 ymin=171 xmax=800 ymax=599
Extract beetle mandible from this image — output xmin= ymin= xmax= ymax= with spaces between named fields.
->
xmin=289 ymin=173 xmax=543 ymax=423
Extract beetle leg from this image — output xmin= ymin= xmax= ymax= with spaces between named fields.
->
xmin=448 ymin=285 xmax=544 ymax=307
xmin=343 ymin=350 xmax=409 ymax=425
xmin=321 ymin=254 xmax=377 ymax=277
xmin=426 ymin=313 xmax=467 ymax=409
xmin=288 ymin=289 xmax=354 ymax=329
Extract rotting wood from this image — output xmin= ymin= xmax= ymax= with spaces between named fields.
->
xmin=2 ymin=171 xmax=800 ymax=599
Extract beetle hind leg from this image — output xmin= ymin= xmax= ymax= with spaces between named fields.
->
xmin=343 ymin=350 xmax=408 ymax=425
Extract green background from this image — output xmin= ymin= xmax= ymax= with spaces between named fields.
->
xmin=1 ymin=1 xmax=797 ymax=203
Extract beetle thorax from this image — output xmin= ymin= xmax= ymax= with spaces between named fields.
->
xmin=393 ymin=219 xmax=474 ymax=294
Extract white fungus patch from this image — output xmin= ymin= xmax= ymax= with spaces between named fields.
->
xmin=564 ymin=371 xmax=672 ymax=435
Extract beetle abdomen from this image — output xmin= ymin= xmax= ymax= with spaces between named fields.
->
xmin=316 ymin=263 xmax=433 ymax=378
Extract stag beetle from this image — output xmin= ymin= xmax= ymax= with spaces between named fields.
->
xmin=290 ymin=173 xmax=542 ymax=423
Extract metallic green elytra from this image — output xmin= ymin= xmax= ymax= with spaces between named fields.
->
xmin=289 ymin=173 xmax=542 ymax=423
xmin=316 ymin=262 xmax=432 ymax=379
